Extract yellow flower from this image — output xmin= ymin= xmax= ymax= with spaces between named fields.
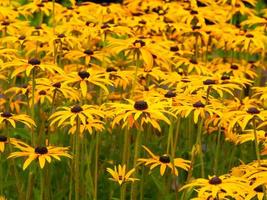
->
xmin=180 ymin=175 xmax=249 ymax=199
xmin=8 ymin=140 xmax=72 ymax=170
xmin=106 ymin=164 xmax=138 ymax=185
xmin=138 ymin=145 xmax=190 ymax=176
xmin=0 ymin=111 xmax=35 ymax=128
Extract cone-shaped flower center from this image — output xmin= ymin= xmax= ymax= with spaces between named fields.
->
xmin=52 ymin=82 xmax=61 ymax=88
xmin=58 ymin=33 xmax=65 ymax=38
xmin=39 ymin=90 xmax=46 ymax=95
xmin=193 ymin=101 xmax=205 ymax=108
xmin=159 ymin=154 xmax=171 ymax=163
xmin=78 ymin=71 xmax=90 ymax=79
xmin=106 ymin=67 xmax=117 ymax=72
xmin=221 ymin=75 xmax=230 ymax=80
xmin=1 ymin=21 xmax=10 ymax=26
xmin=83 ymin=49 xmax=94 ymax=55
xmin=230 ymin=64 xmax=239 ymax=70
xmin=19 ymin=35 xmax=26 ymax=40
xmin=254 ymin=185 xmax=265 ymax=193
xmin=35 ymin=147 xmax=48 ymax=154
xmin=247 ymin=107 xmax=260 ymax=114
xmin=246 ymin=33 xmax=254 ymax=38
xmin=209 ymin=176 xmax=222 ymax=185
xmin=1 ymin=112 xmax=12 ymax=118
xmin=164 ymin=90 xmax=176 ymax=98
xmin=28 ymin=58 xmax=41 ymax=65
xmin=190 ymin=59 xmax=198 ymax=64
xmin=133 ymin=39 xmax=145 ymax=47
xmin=0 ymin=135 xmax=7 ymax=142
xmin=118 ymin=175 xmax=124 ymax=180
xmin=71 ymin=105 xmax=83 ymax=113
xmin=134 ymin=100 xmax=148 ymax=110
xmin=203 ymin=79 xmax=216 ymax=85
xmin=170 ymin=46 xmax=179 ymax=52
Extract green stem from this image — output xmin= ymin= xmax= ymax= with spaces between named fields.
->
xmin=74 ymin=117 xmax=81 ymax=200
xmin=122 ymin=127 xmax=130 ymax=165
xmin=252 ymin=117 xmax=261 ymax=166
xmin=31 ymin=68 xmax=36 ymax=146
xmin=130 ymin=130 xmax=142 ymax=200
xmin=167 ymin=122 xmax=174 ymax=154
xmin=120 ymin=184 xmax=126 ymax=200
xmin=196 ymin=118 xmax=205 ymax=178
xmin=213 ymin=126 xmax=221 ymax=174
xmin=131 ymin=52 xmax=141 ymax=98
xmin=94 ymin=132 xmax=99 ymax=200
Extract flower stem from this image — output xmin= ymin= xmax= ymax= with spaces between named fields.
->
xmin=74 ymin=117 xmax=81 ymax=200
xmin=94 ymin=132 xmax=99 ymax=200
xmin=213 ymin=126 xmax=221 ymax=174
xmin=130 ymin=130 xmax=142 ymax=200
xmin=196 ymin=118 xmax=205 ymax=178
xmin=252 ymin=117 xmax=261 ymax=166
xmin=120 ymin=184 xmax=126 ymax=200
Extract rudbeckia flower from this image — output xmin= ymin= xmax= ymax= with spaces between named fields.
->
xmin=8 ymin=140 xmax=72 ymax=170
xmin=106 ymin=164 xmax=138 ymax=185
xmin=138 ymin=145 xmax=190 ymax=176
xmin=0 ymin=111 xmax=35 ymax=128
xmin=180 ymin=175 xmax=250 ymax=199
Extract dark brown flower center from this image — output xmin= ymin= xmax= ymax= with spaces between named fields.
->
xmin=28 ymin=58 xmax=41 ymax=65
xmin=106 ymin=67 xmax=117 ymax=73
xmin=221 ymin=74 xmax=230 ymax=80
xmin=247 ymin=107 xmax=260 ymax=114
xmin=78 ymin=71 xmax=90 ymax=79
xmin=254 ymin=185 xmax=265 ymax=193
xmin=58 ymin=33 xmax=65 ymax=38
xmin=203 ymin=79 xmax=216 ymax=85
xmin=35 ymin=147 xmax=48 ymax=154
xmin=170 ymin=46 xmax=179 ymax=52
xmin=164 ymin=90 xmax=176 ymax=98
xmin=190 ymin=59 xmax=198 ymax=64
xmin=0 ymin=135 xmax=7 ymax=142
xmin=159 ymin=154 xmax=171 ymax=163
xmin=209 ymin=176 xmax=222 ymax=185
xmin=133 ymin=40 xmax=145 ymax=47
xmin=1 ymin=21 xmax=10 ymax=26
xmin=1 ymin=112 xmax=12 ymax=118
xmin=134 ymin=100 xmax=148 ymax=110
xmin=71 ymin=105 xmax=83 ymax=113
xmin=190 ymin=10 xmax=198 ymax=15
xmin=37 ymin=3 xmax=44 ymax=7
xmin=39 ymin=90 xmax=46 ymax=95
xmin=193 ymin=101 xmax=205 ymax=108
xmin=230 ymin=64 xmax=239 ymax=70
xmin=19 ymin=35 xmax=26 ymax=40
xmin=118 ymin=175 xmax=124 ymax=180
xmin=246 ymin=33 xmax=254 ymax=38
xmin=52 ymin=82 xmax=61 ymax=88
xmin=83 ymin=49 xmax=94 ymax=55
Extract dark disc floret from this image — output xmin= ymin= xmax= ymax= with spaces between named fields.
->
xmin=18 ymin=35 xmax=26 ymax=40
xmin=133 ymin=39 xmax=146 ymax=47
xmin=58 ymin=33 xmax=65 ymax=38
xmin=52 ymin=82 xmax=61 ymax=88
xmin=0 ymin=135 xmax=7 ymax=142
xmin=35 ymin=146 xmax=48 ymax=154
xmin=39 ymin=90 xmax=46 ymax=95
xmin=106 ymin=67 xmax=117 ymax=73
xmin=209 ymin=176 xmax=222 ymax=185
xmin=83 ymin=49 xmax=94 ymax=55
xmin=71 ymin=105 xmax=83 ymax=113
xmin=134 ymin=100 xmax=148 ymax=111
xmin=193 ymin=101 xmax=205 ymax=108
xmin=221 ymin=74 xmax=230 ymax=80
xmin=246 ymin=33 xmax=254 ymax=38
xmin=164 ymin=90 xmax=176 ymax=98
xmin=28 ymin=58 xmax=41 ymax=65
xmin=254 ymin=185 xmax=265 ymax=193
xmin=247 ymin=107 xmax=260 ymax=114
xmin=159 ymin=154 xmax=171 ymax=163
xmin=230 ymin=64 xmax=239 ymax=70
xmin=1 ymin=21 xmax=10 ymax=26
xmin=170 ymin=46 xmax=179 ymax=52
xmin=1 ymin=112 xmax=12 ymax=118
xmin=78 ymin=71 xmax=90 ymax=79
xmin=190 ymin=59 xmax=198 ymax=64
xmin=203 ymin=79 xmax=216 ymax=85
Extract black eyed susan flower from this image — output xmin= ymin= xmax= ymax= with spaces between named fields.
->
xmin=109 ymin=98 xmax=173 ymax=131
xmin=138 ymin=146 xmax=190 ymax=176
xmin=49 ymin=104 xmax=104 ymax=128
xmin=0 ymin=111 xmax=35 ymax=128
xmin=180 ymin=175 xmax=250 ymax=199
xmin=8 ymin=140 xmax=72 ymax=170
xmin=106 ymin=164 xmax=138 ymax=185
xmin=0 ymin=135 xmax=9 ymax=153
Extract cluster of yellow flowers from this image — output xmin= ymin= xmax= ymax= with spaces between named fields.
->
xmin=0 ymin=0 xmax=266 ymax=199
